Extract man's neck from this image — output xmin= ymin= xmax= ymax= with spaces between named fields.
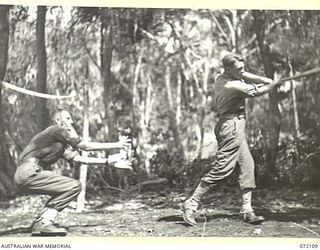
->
xmin=223 ymin=71 xmax=243 ymax=80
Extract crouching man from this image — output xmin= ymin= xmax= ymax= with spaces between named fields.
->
xmin=14 ymin=109 xmax=132 ymax=236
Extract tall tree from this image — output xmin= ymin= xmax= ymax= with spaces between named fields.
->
xmin=164 ymin=63 xmax=184 ymax=156
xmin=252 ymin=10 xmax=281 ymax=183
xmin=0 ymin=5 xmax=17 ymax=197
xmin=35 ymin=6 xmax=49 ymax=131
xmin=76 ymin=58 xmax=90 ymax=212
xmin=100 ymin=8 xmax=118 ymax=141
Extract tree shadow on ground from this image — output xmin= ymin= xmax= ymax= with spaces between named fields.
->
xmin=158 ymin=211 xmax=240 ymax=227
xmin=158 ymin=207 xmax=320 ymax=226
xmin=257 ymin=207 xmax=320 ymax=223
xmin=0 ymin=226 xmax=31 ymax=236
xmin=0 ymin=222 xmax=112 ymax=236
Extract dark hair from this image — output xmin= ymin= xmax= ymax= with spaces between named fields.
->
xmin=222 ymin=53 xmax=244 ymax=70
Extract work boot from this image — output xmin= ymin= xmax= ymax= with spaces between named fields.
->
xmin=31 ymin=219 xmax=60 ymax=228
xmin=31 ymin=220 xmax=67 ymax=236
xmin=181 ymin=202 xmax=197 ymax=226
xmin=243 ymin=211 xmax=265 ymax=225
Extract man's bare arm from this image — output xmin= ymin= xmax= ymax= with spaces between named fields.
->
xmin=76 ymin=141 xmax=122 ymax=151
xmin=72 ymin=155 xmax=108 ymax=164
xmin=76 ymin=136 xmax=131 ymax=151
xmin=241 ymin=71 xmax=273 ymax=85
xmin=72 ymin=153 xmax=131 ymax=170
xmin=254 ymin=73 xmax=282 ymax=96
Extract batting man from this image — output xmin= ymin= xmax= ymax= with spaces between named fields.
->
xmin=182 ymin=53 xmax=282 ymax=226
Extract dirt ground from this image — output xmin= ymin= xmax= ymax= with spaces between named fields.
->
xmin=0 ymin=187 xmax=320 ymax=238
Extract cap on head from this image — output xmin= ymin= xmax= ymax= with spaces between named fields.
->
xmin=222 ymin=53 xmax=245 ymax=70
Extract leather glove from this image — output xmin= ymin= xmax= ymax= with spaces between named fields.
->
xmin=107 ymin=153 xmax=132 ymax=170
xmin=114 ymin=159 xmax=133 ymax=170
xmin=107 ymin=152 xmax=125 ymax=164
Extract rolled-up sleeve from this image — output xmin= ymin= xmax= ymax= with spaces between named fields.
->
xmin=225 ymin=80 xmax=258 ymax=97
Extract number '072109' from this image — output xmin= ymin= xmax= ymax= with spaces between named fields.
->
xmin=300 ymin=244 xmax=318 ymax=248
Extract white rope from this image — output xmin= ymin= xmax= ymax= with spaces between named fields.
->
xmin=1 ymin=81 xmax=75 ymax=99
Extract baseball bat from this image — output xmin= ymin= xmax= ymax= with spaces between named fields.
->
xmin=280 ymin=67 xmax=320 ymax=82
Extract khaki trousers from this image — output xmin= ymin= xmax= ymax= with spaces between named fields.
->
xmin=201 ymin=116 xmax=256 ymax=190
xmin=14 ymin=162 xmax=81 ymax=211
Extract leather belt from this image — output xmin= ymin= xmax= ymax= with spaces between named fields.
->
xmin=218 ymin=113 xmax=246 ymax=120
xmin=18 ymin=157 xmax=40 ymax=165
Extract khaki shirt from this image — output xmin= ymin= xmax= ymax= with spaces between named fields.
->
xmin=214 ymin=74 xmax=259 ymax=116
xmin=19 ymin=125 xmax=82 ymax=165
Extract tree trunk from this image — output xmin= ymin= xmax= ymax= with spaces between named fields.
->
xmin=76 ymin=59 xmax=90 ymax=212
xmin=252 ymin=10 xmax=281 ymax=183
xmin=101 ymin=9 xmax=118 ymax=141
xmin=197 ymin=58 xmax=210 ymax=159
xmin=35 ymin=6 xmax=49 ymax=132
xmin=224 ymin=10 xmax=237 ymax=52
xmin=165 ymin=65 xmax=184 ymax=156
xmin=288 ymin=61 xmax=300 ymax=138
xmin=176 ymin=70 xmax=182 ymax=126
xmin=100 ymin=9 xmax=121 ymax=187
xmin=131 ymin=49 xmax=143 ymax=138
xmin=0 ymin=5 xmax=17 ymax=197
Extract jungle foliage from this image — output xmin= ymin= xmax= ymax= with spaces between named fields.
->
xmin=0 ymin=6 xmax=320 ymax=199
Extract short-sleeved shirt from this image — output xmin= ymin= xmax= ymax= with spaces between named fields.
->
xmin=18 ymin=125 xmax=82 ymax=166
xmin=214 ymin=73 xmax=259 ymax=116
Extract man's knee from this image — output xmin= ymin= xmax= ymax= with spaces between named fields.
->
xmin=71 ymin=180 xmax=82 ymax=194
